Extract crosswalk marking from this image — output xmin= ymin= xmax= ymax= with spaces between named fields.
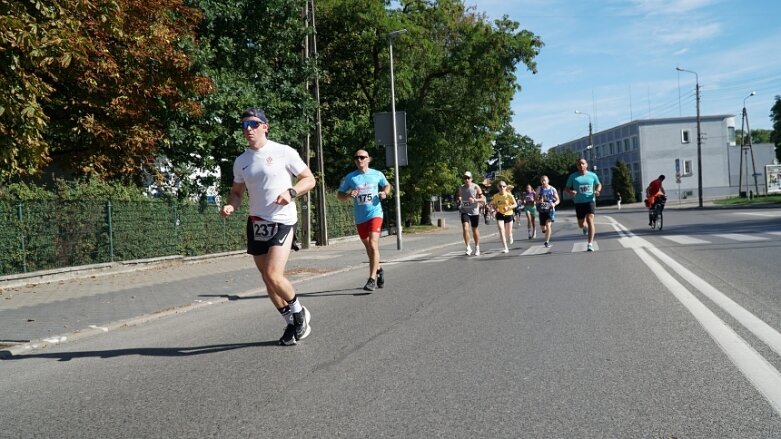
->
xmin=660 ymin=235 xmax=710 ymax=245
xmin=572 ymin=242 xmax=599 ymax=252
xmin=384 ymin=253 xmax=432 ymax=265
xmin=396 ymin=229 xmax=779 ymax=263
xmin=736 ymin=211 xmax=781 ymax=218
xmin=521 ymin=245 xmax=551 ymax=255
xmin=713 ymin=233 xmax=769 ymax=242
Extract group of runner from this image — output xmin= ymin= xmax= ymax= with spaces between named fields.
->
xmin=457 ymin=158 xmax=603 ymax=253
xmin=222 ymin=107 xmax=394 ymax=347
xmin=220 ymin=106 xmax=620 ymax=347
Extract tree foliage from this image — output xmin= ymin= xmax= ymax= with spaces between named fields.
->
xmin=513 ymin=147 xmax=579 ymax=193
xmin=771 ymin=95 xmax=781 ymax=161
xmin=181 ymin=0 xmax=315 ymax=193
xmin=315 ymin=0 xmax=543 ymax=223
xmin=1 ymin=0 xmax=212 ymax=182
xmin=2 ymin=0 xmax=546 ymax=226
xmin=0 ymin=0 xmax=88 ymax=178
xmin=611 ymin=160 xmax=636 ymax=203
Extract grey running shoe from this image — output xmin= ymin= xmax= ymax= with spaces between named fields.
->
xmin=376 ymin=268 xmax=384 ymax=288
xmin=582 ymin=226 xmax=588 ymax=236
xmin=364 ymin=278 xmax=376 ymax=291
xmin=587 ymin=243 xmax=594 ymax=252
xmin=543 ymin=241 xmax=550 ymax=248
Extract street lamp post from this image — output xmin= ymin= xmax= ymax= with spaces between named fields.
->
xmin=676 ymin=66 xmax=703 ymax=207
xmin=574 ymin=110 xmax=593 ymax=164
xmin=389 ymin=29 xmax=407 ymax=251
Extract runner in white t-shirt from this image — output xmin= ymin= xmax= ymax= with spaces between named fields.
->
xmin=220 ymin=107 xmax=316 ymax=346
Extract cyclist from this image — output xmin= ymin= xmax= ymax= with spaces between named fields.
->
xmin=645 ymin=175 xmax=666 ymax=226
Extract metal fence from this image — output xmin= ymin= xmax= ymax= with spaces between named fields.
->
xmin=0 ymin=196 xmax=391 ymax=276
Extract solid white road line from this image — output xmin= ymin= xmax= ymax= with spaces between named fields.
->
xmin=648 ymin=247 xmax=781 ymax=359
xmin=602 ymin=215 xmax=781 ymax=416
xmin=636 ymin=247 xmax=781 ymax=416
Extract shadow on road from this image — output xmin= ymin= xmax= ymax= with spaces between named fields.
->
xmin=0 ymin=341 xmax=280 ymax=361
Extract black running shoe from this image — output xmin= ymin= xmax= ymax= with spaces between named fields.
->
xmin=293 ymin=307 xmax=311 ymax=341
xmin=363 ymin=278 xmax=376 ymax=291
xmin=279 ymin=307 xmax=311 ymax=346
xmin=279 ymin=324 xmax=297 ymax=346
xmin=376 ymin=268 xmax=384 ymax=288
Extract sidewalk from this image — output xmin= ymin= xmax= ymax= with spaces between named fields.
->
xmin=0 ymin=214 xmax=466 ymax=356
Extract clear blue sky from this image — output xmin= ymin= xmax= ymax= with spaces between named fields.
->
xmin=469 ymin=0 xmax=781 ymax=150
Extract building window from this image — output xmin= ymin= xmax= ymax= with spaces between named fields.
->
xmin=683 ymin=160 xmax=693 ymax=176
xmin=681 ymin=129 xmax=691 ymax=144
xmin=632 ymin=137 xmax=639 ymax=149
xmin=624 ymin=138 xmax=630 ymax=152
xmin=728 ymin=126 xmax=736 ymax=146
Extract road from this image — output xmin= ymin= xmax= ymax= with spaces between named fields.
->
xmin=2 ymin=205 xmax=781 ymax=438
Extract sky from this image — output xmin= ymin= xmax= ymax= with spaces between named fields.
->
xmin=467 ymin=0 xmax=781 ymax=150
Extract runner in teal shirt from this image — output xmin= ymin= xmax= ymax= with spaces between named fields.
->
xmin=337 ymin=149 xmax=390 ymax=291
xmin=565 ymin=158 xmax=602 ymax=251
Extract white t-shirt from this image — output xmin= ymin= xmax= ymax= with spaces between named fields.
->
xmin=232 ymin=140 xmax=308 ymax=225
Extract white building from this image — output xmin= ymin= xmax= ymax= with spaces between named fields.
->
xmin=550 ymin=115 xmax=776 ymax=202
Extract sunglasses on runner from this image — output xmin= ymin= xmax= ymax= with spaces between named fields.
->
xmin=354 ymin=155 xmax=369 ymax=160
xmin=241 ymin=120 xmax=263 ymax=130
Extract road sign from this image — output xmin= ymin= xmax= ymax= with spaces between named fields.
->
xmin=374 ymin=111 xmax=408 ymax=167
xmin=373 ymin=111 xmax=407 ymax=145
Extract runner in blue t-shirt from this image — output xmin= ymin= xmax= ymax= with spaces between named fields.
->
xmin=337 ymin=149 xmax=391 ymax=291
xmin=565 ymin=158 xmax=602 ymax=252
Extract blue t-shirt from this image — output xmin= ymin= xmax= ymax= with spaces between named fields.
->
xmin=338 ymin=168 xmax=389 ymax=224
xmin=566 ymin=171 xmax=601 ymax=204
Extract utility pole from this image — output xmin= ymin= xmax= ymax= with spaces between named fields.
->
xmin=676 ymin=67 xmax=703 ymax=207
xmin=574 ymin=110 xmax=593 ymax=164
xmin=739 ymin=92 xmax=756 ymax=198
xmin=307 ymin=0 xmax=328 ymax=246
xmin=745 ymin=94 xmax=760 ymax=197
xmin=299 ymin=2 xmax=312 ymax=249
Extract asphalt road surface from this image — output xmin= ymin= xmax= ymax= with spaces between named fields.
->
xmin=2 ymin=206 xmax=781 ymax=438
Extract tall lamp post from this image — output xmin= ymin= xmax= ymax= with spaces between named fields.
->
xmin=676 ymin=66 xmax=703 ymax=207
xmin=739 ymin=91 xmax=756 ymax=198
xmin=574 ymin=110 xmax=593 ymax=164
xmin=389 ymin=29 xmax=407 ymax=251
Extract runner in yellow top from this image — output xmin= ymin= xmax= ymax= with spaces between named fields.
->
xmin=490 ymin=181 xmax=517 ymax=253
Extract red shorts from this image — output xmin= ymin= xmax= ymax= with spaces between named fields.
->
xmin=356 ymin=217 xmax=383 ymax=239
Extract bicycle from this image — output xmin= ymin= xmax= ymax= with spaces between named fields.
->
xmin=649 ymin=195 xmax=667 ymax=230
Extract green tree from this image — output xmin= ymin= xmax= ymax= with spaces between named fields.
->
xmin=0 ymin=0 xmax=88 ymax=178
xmin=771 ymin=95 xmax=781 ymax=161
xmin=316 ymin=0 xmax=543 ymax=225
xmin=1 ymin=0 xmax=212 ymax=182
xmin=611 ymin=160 xmax=636 ymax=203
xmin=514 ymin=148 xmax=578 ymax=192
xmin=182 ymin=0 xmax=315 ymax=195
xmin=736 ymin=128 xmax=773 ymax=145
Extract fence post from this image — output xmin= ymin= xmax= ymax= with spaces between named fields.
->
xmin=107 ymin=200 xmax=114 ymax=262
xmin=173 ymin=202 xmax=179 ymax=252
xmin=17 ymin=203 xmax=27 ymax=273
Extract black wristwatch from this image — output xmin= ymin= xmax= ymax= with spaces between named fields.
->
xmin=287 ymin=188 xmax=297 ymax=199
